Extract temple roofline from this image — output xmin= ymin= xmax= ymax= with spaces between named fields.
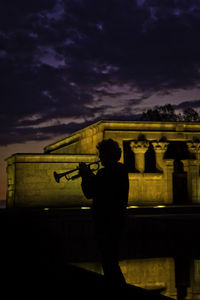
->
xmin=5 ymin=153 xmax=98 ymax=163
xmin=44 ymin=120 xmax=200 ymax=153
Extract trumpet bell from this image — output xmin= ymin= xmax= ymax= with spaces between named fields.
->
xmin=54 ymin=171 xmax=60 ymax=183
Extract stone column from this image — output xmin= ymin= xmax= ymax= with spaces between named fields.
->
xmin=118 ymin=140 xmax=124 ymax=163
xmin=182 ymin=160 xmax=199 ymax=204
xmin=130 ymin=140 xmax=149 ymax=173
xmin=186 ymin=143 xmax=200 ymax=204
xmin=191 ymin=259 xmax=200 ymax=299
xmin=163 ymin=159 xmax=174 ymax=204
xmin=152 ymin=141 xmax=169 ymax=172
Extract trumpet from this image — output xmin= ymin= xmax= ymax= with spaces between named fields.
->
xmin=53 ymin=160 xmax=100 ymax=183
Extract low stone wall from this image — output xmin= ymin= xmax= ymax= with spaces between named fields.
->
xmin=6 ymin=154 xmax=98 ymax=208
xmin=129 ymin=173 xmax=166 ymax=205
xmin=6 ymin=152 xmax=200 ymax=208
xmin=6 ymin=153 xmax=169 ymax=208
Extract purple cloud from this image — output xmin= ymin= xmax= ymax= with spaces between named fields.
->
xmin=1 ymin=0 xmax=200 ymax=145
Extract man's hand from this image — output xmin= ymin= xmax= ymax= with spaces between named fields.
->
xmin=79 ymin=162 xmax=93 ymax=179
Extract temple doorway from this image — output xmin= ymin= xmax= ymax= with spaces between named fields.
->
xmin=173 ymin=159 xmax=188 ymax=204
xmin=164 ymin=142 xmax=190 ymax=204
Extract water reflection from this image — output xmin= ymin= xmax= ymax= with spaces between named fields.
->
xmin=2 ymin=208 xmax=200 ymax=299
xmin=73 ymin=257 xmax=200 ymax=299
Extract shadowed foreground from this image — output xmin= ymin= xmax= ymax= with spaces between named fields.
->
xmin=1 ymin=256 xmax=172 ymax=299
xmin=1 ymin=207 xmax=196 ymax=299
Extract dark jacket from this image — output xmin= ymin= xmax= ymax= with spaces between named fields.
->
xmin=81 ymin=162 xmax=129 ymax=215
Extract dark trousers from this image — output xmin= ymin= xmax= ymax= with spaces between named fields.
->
xmin=93 ymin=210 xmax=126 ymax=287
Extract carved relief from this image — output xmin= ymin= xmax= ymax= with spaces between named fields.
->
xmin=187 ymin=142 xmax=200 ymax=153
xmin=187 ymin=142 xmax=200 ymax=161
xmin=152 ymin=142 xmax=169 ymax=153
xmin=130 ymin=140 xmax=149 ymax=154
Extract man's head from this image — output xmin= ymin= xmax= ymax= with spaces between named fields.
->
xmin=97 ymin=139 xmax=121 ymax=166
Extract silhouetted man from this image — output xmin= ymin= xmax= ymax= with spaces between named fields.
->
xmin=79 ymin=139 xmax=129 ymax=288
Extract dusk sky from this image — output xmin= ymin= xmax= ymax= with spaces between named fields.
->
xmin=1 ymin=0 xmax=200 ymax=201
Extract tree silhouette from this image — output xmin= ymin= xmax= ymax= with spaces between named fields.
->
xmin=140 ymin=104 xmax=200 ymax=122
xmin=182 ymin=107 xmax=200 ymax=122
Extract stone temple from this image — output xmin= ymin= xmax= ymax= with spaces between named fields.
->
xmin=6 ymin=120 xmax=200 ymax=208
xmin=5 ymin=120 xmax=200 ymax=299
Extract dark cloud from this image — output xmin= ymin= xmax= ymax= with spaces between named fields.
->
xmin=127 ymin=98 xmax=146 ymax=106
xmin=59 ymin=0 xmax=200 ymax=90
xmin=94 ymin=89 xmax=126 ymax=99
xmin=0 ymin=0 xmax=56 ymax=32
xmin=0 ymin=112 xmax=140 ymax=146
xmin=1 ymin=0 xmax=200 ymax=145
xmin=174 ymin=99 xmax=200 ymax=110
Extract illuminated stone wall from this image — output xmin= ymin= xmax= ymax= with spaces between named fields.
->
xmin=73 ymin=258 xmax=177 ymax=298
xmin=44 ymin=121 xmax=104 ymax=155
xmin=120 ymin=257 xmax=176 ymax=298
xmin=73 ymin=257 xmax=200 ymax=300
xmin=6 ymin=154 xmax=98 ymax=208
xmin=6 ymin=120 xmax=200 ymax=207
xmin=128 ymin=173 xmax=166 ymax=205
